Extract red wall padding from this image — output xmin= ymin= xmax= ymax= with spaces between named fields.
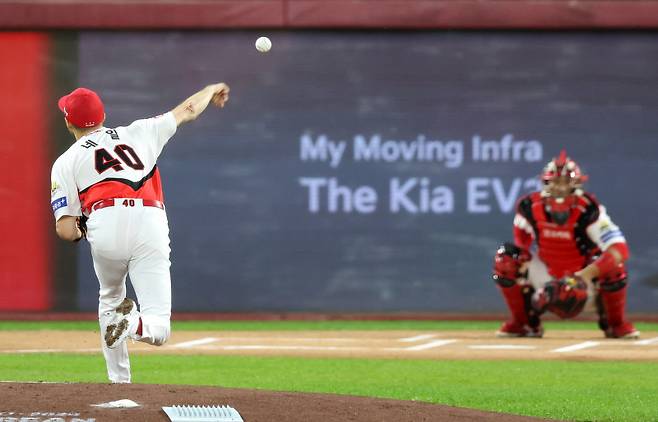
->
xmin=287 ymin=0 xmax=658 ymax=29
xmin=0 ymin=33 xmax=52 ymax=310
xmin=1 ymin=0 xmax=658 ymax=29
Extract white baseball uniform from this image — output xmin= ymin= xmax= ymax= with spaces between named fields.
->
xmin=50 ymin=112 xmax=177 ymax=383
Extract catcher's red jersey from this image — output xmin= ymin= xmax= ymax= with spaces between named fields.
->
xmin=513 ymin=191 xmax=626 ymax=278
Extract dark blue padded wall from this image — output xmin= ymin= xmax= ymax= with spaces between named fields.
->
xmin=76 ymin=31 xmax=658 ymax=312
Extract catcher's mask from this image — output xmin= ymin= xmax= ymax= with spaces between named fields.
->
xmin=541 ymin=150 xmax=587 ymax=225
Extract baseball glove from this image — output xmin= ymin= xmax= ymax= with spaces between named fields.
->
xmin=532 ymin=275 xmax=588 ymax=319
xmin=74 ymin=215 xmax=88 ymax=242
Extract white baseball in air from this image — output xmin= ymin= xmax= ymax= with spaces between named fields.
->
xmin=255 ymin=36 xmax=272 ymax=53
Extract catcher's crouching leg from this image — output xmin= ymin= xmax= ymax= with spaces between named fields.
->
xmin=597 ymin=277 xmax=639 ymax=339
xmin=493 ymin=243 xmax=542 ymax=338
xmin=495 ymin=282 xmax=543 ymax=338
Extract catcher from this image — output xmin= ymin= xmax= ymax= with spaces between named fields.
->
xmin=492 ymin=150 xmax=639 ymax=339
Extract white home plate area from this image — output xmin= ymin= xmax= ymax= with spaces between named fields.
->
xmin=1 ymin=330 xmax=657 ymax=361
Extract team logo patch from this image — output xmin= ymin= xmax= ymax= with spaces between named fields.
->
xmin=51 ymin=181 xmax=60 ymax=194
xmin=542 ymin=228 xmax=571 ymax=240
xmin=51 ymin=197 xmax=67 ymax=212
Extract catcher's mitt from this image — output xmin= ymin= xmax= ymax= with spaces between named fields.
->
xmin=74 ymin=215 xmax=88 ymax=242
xmin=532 ymin=275 xmax=588 ymax=319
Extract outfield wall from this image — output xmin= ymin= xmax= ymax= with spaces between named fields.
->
xmin=3 ymin=0 xmax=658 ymax=29
xmin=2 ymin=31 xmax=657 ymax=312
xmin=0 ymin=34 xmax=52 ymax=311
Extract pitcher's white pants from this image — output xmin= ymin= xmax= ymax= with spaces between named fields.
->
xmin=86 ymin=199 xmax=172 ymax=383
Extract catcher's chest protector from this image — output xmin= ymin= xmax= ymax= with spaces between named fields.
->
xmin=526 ymin=195 xmax=598 ymax=277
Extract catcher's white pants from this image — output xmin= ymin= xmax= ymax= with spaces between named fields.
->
xmin=85 ymin=199 xmax=172 ymax=383
xmin=525 ymin=257 xmax=552 ymax=290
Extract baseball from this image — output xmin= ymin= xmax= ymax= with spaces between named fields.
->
xmin=255 ymin=36 xmax=272 ymax=53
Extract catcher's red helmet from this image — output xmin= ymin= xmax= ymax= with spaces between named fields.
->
xmin=541 ymin=150 xmax=587 ymax=225
xmin=541 ymin=150 xmax=588 ymax=185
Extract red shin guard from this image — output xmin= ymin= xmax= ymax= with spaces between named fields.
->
xmin=599 ymin=286 xmax=628 ymax=327
xmin=498 ymin=283 xmax=530 ymax=325
xmin=599 ymin=286 xmax=638 ymax=338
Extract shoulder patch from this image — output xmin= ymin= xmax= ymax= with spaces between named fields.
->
xmin=51 ymin=197 xmax=67 ymax=212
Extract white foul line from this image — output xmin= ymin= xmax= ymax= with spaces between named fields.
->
xmin=469 ymin=345 xmax=536 ymax=350
xmin=404 ymin=339 xmax=457 ymax=351
xmin=399 ymin=334 xmax=436 ymax=343
xmin=217 ymin=345 xmax=368 ymax=351
xmin=1 ymin=348 xmax=99 ymax=354
xmin=212 ymin=337 xmax=377 ymax=342
xmin=171 ymin=337 xmax=220 ymax=348
xmin=552 ymin=341 xmax=600 ymax=353
xmin=635 ymin=336 xmax=658 ymax=346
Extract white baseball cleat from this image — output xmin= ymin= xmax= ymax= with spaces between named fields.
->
xmin=104 ymin=298 xmax=139 ymax=349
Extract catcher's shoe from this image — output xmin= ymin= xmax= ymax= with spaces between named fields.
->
xmin=605 ymin=322 xmax=640 ymax=339
xmin=104 ymin=298 xmax=140 ymax=349
xmin=496 ymin=321 xmax=544 ymax=338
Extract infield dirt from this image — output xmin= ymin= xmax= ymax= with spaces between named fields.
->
xmin=0 ymin=382 xmax=556 ymax=421
xmin=1 ymin=329 xmax=656 ymax=360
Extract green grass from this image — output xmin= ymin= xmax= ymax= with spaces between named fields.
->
xmin=1 ymin=353 xmax=657 ymax=421
xmin=1 ymin=319 xmax=657 ymax=332
xmin=1 ymin=319 xmax=657 ymax=421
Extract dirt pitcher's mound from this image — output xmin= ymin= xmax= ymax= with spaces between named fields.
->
xmin=0 ymin=382 xmax=556 ymax=422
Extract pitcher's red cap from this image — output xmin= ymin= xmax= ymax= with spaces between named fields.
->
xmin=58 ymin=87 xmax=105 ymax=128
